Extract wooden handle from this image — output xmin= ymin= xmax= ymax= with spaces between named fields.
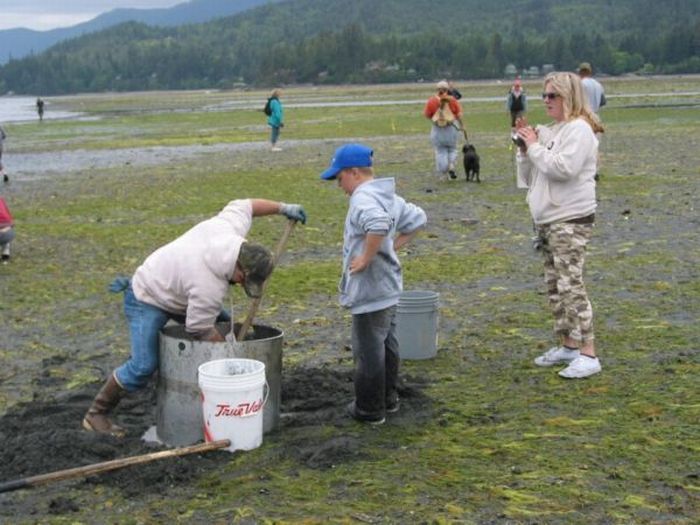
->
xmin=0 ymin=439 xmax=230 ymax=493
xmin=237 ymin=220 xmax=296 ymax=341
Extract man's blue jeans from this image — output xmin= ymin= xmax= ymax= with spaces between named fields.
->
xmin=114 ymin=281 xmax=230 ymax=392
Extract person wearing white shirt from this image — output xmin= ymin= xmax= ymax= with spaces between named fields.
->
xmin=578 ymin=62 xmax=606 ymax=114
xmin=515 ymin=72 xmax=605 ymax=379
xmin=82 ymin=198 xmax=307 ymax=436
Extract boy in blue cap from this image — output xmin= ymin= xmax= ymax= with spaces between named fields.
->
xmin=321 ymin=143 xmax=427 ymax=424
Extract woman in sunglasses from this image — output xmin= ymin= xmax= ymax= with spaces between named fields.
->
xmin=514 ymin=72 xmax=605 ymax=379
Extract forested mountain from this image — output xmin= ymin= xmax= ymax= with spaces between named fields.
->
xmin=1 ymin=0 xmax=697 ymax=95
xmin=0 ymin=0 xmax=279 ymax=65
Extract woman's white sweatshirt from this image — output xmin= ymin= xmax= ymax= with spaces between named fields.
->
xmin=516 ymin=118 xmax=598 ymax=225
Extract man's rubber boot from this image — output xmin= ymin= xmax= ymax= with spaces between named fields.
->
xmin=82 ymin=373 xmax=127 ymax=437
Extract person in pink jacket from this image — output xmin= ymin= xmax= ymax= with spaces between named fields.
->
xmin=83 ymin=198 xmax=307 ymax=436
xmin=0 ymin=196 xmax=15 ymax=263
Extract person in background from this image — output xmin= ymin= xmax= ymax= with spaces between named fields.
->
xmin=36 ymin=98 xmax=45 ymax=122
xmin=515 ymin=71 xmax=604 ymax=379
xmin=423 ymin=80 xmax=464 ymax=180
xmin=267 ymin=88 xmax=284 ymax=152
xmin=578 ymin=62 xmax=606 ymax=179
xmin=578 ymin=62 xmax=606 ymax=115
xmin=82 ymin=198 xmax=307 ymax=436
xmin=0 ymin=125 xmax=7 ymax=183
xmin=506 ymin=77 xmax=527 ymax=129
xmin=321 ymin=143 xmax=427 ymax=424
xmin=0 ymin=196 xmax=15 ymax=264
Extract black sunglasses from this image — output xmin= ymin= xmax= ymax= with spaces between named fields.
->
xmin=542 ymin=92 xmax=560 ymax=101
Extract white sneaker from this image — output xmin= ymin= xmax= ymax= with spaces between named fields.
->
xmin=558 ymin=355 xmax=602 ymax=379
xmin=534 ymin=346 xmax=580 ymax=367
xmin=271 ymin=146 xmax=283 ymax=152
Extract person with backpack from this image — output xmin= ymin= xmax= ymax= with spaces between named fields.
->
xmin=423 ymin=80 xmax=464 ymax=180
xmin=506 ymin=77 xmax=527 ymax=129
xmin=265 ymin=88 xmax=284 ymax=152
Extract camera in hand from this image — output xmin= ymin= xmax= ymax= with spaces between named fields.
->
xmin=511 ymin=132 xmax=525 ymax=148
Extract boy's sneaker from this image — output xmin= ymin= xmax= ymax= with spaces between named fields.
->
xmin=534 ymin=346 xmax=580 ymax=367
xmin=1 ymin=254 xmax=9 ymax=264
xmin=386 ymin=397 xmax=400 ymax=414
xmin=346 ymin=401 xmax=385 ymax=425
xmin=558 ymin=355 xmax=602 ymax=379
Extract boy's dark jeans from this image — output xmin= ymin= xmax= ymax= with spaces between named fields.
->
xmin=351 ymin=306 xmax=399 ymax=416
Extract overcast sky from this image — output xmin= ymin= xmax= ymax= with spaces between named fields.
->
xmin=1 ymin=1 xmax=185 ymax=31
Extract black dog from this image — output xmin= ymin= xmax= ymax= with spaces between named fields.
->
xmin=462 ymin=143 xmax=480 ymax=182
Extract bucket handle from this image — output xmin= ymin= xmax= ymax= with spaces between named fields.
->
xmin=262 ymin=380 xmax=270 ymax=408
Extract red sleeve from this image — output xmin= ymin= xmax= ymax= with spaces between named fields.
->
xmin=449 ymin=98 xmax=463 ymax=118
xmin=423 ymin=96 xmax=439 ymax=119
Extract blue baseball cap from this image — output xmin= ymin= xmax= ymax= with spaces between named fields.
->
xmin=320 ymin=143 xmax=373 ymax=180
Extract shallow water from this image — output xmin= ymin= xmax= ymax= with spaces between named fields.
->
xmin=0 ymin=96 xmax=82 ymax=123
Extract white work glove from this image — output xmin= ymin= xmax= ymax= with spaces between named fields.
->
xmin=279 ymin=203 xmax=307 ymax=224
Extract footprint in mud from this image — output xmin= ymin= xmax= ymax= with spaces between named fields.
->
xmin=279 ymin=365 xmax=435 ymax=469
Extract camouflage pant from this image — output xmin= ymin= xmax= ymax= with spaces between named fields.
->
xmin=537 ymin=222 xmax=594 ymax=343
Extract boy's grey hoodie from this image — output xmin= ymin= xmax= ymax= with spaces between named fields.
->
xmin=339 ymin=177 xmax=427 ymax=314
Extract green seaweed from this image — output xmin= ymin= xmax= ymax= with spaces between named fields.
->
xmin=1 ymin=77 xmax=698 ymax=524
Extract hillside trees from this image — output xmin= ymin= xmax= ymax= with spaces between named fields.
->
xmin=0 ymin=5 xmax=698 ymax=95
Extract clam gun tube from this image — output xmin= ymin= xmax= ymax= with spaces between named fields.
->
xmin=0 ymin=439 xmax=230 ymax=493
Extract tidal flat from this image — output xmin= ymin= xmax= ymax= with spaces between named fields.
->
xmin=0 ymin=76 xmax=698 ymax=523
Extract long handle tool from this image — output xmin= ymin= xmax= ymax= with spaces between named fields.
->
xmin=0 ymin=439 xmax=230 ymax=493
xmin=237 ymin=219 xmax=296 ymax=341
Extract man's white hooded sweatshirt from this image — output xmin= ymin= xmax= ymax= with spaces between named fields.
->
xmin=132 ymin=199 xmax=252 ymax=335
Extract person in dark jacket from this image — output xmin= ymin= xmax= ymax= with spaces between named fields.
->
xmin=0 ymin=125 xmax=7 ymax=182
xmin=36 ymin=98 xmax=45 ymax=122
xmin=506 ymin=77 xmax=527 ymax=129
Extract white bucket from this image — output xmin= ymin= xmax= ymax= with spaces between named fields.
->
xmin=396 ymin=290 xmax=440 ymax=360
xmin=198 ymin=358 xmax=267 ymax=453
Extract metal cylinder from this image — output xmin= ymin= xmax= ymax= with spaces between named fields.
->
xmin=156 ymin=322 xmax=283 ymax=447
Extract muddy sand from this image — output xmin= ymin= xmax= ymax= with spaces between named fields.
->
xmin=0 ymin=136 xmax=441 ymax=519
xmin=1 ymin=124 xmax=698 ymax=522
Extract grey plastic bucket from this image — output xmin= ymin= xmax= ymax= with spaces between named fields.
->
xmin=156 ymin=322 xmax=282 ymax=447
xmin=396 ymin=290 xmax=440 ymax=360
